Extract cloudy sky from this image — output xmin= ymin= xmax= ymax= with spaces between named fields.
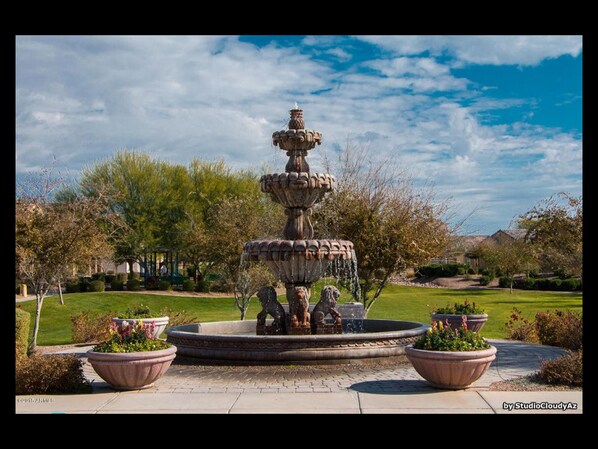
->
xmin=16 ymin=35 xmax=582 ymax=234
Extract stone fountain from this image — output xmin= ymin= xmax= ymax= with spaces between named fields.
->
xmin=243 ymin=108 xmax=353 ymax=336
xmin=166 ymin=108 xmax=430 ymax=364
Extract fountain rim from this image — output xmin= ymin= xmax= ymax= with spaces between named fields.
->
xmin=166 ymin=319 xmax=431 ymax=342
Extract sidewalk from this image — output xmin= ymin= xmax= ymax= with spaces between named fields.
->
xmin=15 ymin=340 xmax=582 ymax=414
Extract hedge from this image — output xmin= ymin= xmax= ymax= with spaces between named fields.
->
xmin=16 ymin=308 xmax=31 ymax=357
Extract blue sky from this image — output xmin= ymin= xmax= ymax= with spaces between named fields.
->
xmin=16 ymin=35 xmax=582 ymax=234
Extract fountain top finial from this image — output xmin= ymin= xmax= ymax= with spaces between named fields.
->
xmin=288 ymin=108 xmax=304 ymax=130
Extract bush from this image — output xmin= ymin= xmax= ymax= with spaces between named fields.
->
xmin=418 ymin=263 xmax=468 ymax=278
xmin=186 ymin=265 xmax=196 ymax=278
xmin=479 ymin=275 xmax=493 ymax=286
xmin=16 ymin=308 xmax=31 ymax=357
xmin=433 ymin=300 xmax=484 ymax=315
xmin=78 ymin=278 xmax=91 ymax=293
xmin=116 ymin=273 xmax=128 ymax=282
xmin=498 ymin=276 xmax=511 ymax=288
xmin=105 ymin=273 xmax=115 ymax=284
xmin=66 ymin=281 xmax=81 ymax=293
xmin=110 ymin=280 xmax=125 ymax=291
xmin=128 ymin=271 xmax=141 ymax=280
xmin=559 ymin=278 xmax=580 ymax=291
xmin=505 ymin=307 xmax=538 ymax=343
xmin=127 ymin=279 xmax=141 ymax=291
xmin=158 ymin=280 xmax=172 ymax=291
xmin=88 ymin=280 xmax=105 ymax=292
xmin=71 ymin=311 xmax=114 ymax=343
xmin=195 ymin=279 xmax=210 ymax=292
xmin=120 ymin=303 xmax=153 ymax=319
xmin=16 ymin=354 xmax=91 ymax=394
xmin=467 ymin=267 xmax=476 ymax=275
xmin=91 ymin=272 xmax=106 ymax=282
xmin=535 ymin=310 xmax=582 ymax=350
xmin=413 ymin=319 xmax=490 ymax=351
xmin=182 ymin=279 xmax=195 ymax=292
xmin=480 ymin=268 xmax=495 ymax=277
xmin=538 ymin=350 xmax=582 ymax=387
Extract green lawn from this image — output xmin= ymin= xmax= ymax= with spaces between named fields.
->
xmin=19 ymin=287 xmax=582 ymax=346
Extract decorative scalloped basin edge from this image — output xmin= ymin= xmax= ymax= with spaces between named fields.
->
xmin=430 ymin=313 xmax=489 ymax=333
xmin=405 ymin=345 xmax=497 ymax=390
xmin=87 ymin=345 xmax=177 ymax=390
xmin=165 ymin=319 xmax=430 ymax=364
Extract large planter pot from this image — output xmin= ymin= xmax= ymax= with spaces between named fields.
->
xmin=112 ymin=316 xmax=169 ymax=339
xmin=431 ymin=313 xmax=488 ymax=333
xmin=405 ymin=345 xmax=497 ymax=389
xmin=87 ymin=345 xmax=177 ymax=390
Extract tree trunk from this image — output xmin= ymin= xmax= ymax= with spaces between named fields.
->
xmin=31 ymin=292 xmax=45 ymax=351
xmin=240 ymin=308 xmax=246 ymax=321
xmin=510 ymin=279 xmax=513 ymax=294
xmin=128 ymin=258 xmax=135 ymax=276
xmin=58 ymin=279 xmax=64 ymax=305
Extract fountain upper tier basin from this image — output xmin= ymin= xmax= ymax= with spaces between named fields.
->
xmin=166 ymin=319 xmax=430 ymax=364
xmin=261 ymin=172 xmax=334 ymax=208
xmin=243 ymin=239 xmax=354 ymax=284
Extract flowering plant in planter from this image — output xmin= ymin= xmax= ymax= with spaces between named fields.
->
xmin=93 ymin=320 xmax=171 ymax=353
xmin=87 ymin=320 xmax=176 ymax=390
xmin=432 ymin=300 xmax=484 ymax=315
xmin=406 ymin=317 xmax=496 ymax=389
xmin=112 ymin=304 xmax=169 ymax=339
xmin=431 ymin=299 xmax=488 ymax=333
xmin=414 ymin=318 xmax=490 ymax=351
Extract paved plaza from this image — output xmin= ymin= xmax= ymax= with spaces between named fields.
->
xmin=16 ymin=340 xmax=582 ymax=414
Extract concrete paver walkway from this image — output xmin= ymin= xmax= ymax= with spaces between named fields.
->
xmin=16 ymin=340 xmax=582 ymax=414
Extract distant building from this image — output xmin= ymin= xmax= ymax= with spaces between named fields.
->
xmin=485 ymin=229 xmax=528 ymax=245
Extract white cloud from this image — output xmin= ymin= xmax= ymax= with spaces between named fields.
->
xmin=356 ymin=35 xmax=582 ymax=66
xmin=16 ymin=35 xmax=582 ymax=234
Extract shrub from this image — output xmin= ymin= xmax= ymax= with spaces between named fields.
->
xmin=467 ymin=267 xmax=476 ymax=275
xmin=120 ymin=303 xmax=153 ymax=319
xmin=559 ymin=278 xmax=580 ymax=291
xmin=505 ymin=307 xmax=538 ymax=343
xmin=110 ymin=279 xmax=125 ymax=291
xmin=414 ymin=319 xmax=490 ymax=351
xmin=66 ymin=281 xmax=81 ymax=293
xmin=128 ymin=271 xmax=141 ymax=280
xmin=158 ymin=280 xmax=172 ymax=291
xmin=186 ymin=265 xmax=196 ymax=278
xmin=126 ymin=279 xmax=141 ymax=291
xmin=159 ymin=307 xmax=199 ymax=327
xmin=116 ymin=273 xmax=128 ymax=282
xmin=195 ymin=279 xmax=210 ymax=292
xmin=16 ymin=308 xmax=31 ymax=357
xmin=521 ymin=278 xmax=537 ymax=290
xmin=456 ymin=266 xmax=466 ymax=275
xmin=78 ymin=278 xmax=91 ymax=293
xmin=498 ymin=276 xmax=511 ymax=289
xmin=480 ymin=268 xmax=495 ymax=277
xmin=91 ymin=272 xmax=106 ymax=282
xmin=71 ymin=311 xmax=114 ymax=343
xmin=535 ymin=310 xmax=582 ymax=350
xmin=538 ymin=350 xmax=582 ymax=387
xmin=105 ymin=273 xmax=115 ymax=284
xmin=182 ymin=279 xmax=195 ymax=292
xmin=89 ymin=280 xmax=105 ymax=292
xmin=418 ymin=263 xmax=468 ymax=278
xmin=16 ymin=354 xmax=91 ymax=394
xmin=479 ymin=275 xmax=493 ymax=286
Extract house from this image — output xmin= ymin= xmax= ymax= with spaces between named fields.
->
xmin=430 ymin=235 xmax=488 ymax=268
xmin=485 ymin=229 xmax=529 ymax=245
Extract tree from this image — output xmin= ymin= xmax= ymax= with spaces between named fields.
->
xmin=476 ymin=239 xmax=538 ymax=293
xmin=206 ymin=194 xmax=283 ymax=318
xmin=16 ymin=169 xmax=114 ymax=349
xmin=313 ymin=146 xmax=452 ymax=314
xmin=518 ymin=193 xmax=582 ymax=278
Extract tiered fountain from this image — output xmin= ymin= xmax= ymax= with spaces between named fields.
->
xmin=166 ymin=108 xmax=429 ymax=363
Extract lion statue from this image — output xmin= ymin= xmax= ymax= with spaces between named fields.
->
xmin=289 ymin=286 xmax=310 ymax=328
xmin=256 ymin=286 xmax=286 ymax=332
xmin=311 ymin=285 xmax=341 ymax=326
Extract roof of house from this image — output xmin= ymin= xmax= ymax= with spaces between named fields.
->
xmin=455 ymin=235 xmax=488 ymax=251
xmin=491 ymin=229 xmax=528 ymax=240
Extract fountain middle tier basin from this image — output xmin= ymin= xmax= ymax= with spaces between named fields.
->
xmin=243 ymin=239 xmax=354 ymax=284
xmin=166 ymin=319 xmax=430 ymax=364
xmin=261 ymin=172 xmax=334 ymax=208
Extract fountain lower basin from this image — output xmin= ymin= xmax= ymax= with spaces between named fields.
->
xmin=165 ymin=319 xmax=430 ymax=364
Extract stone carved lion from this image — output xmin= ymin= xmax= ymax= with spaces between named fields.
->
xmin=311 ymin=285 xmax=341 ymax=326
xmin=289 ymin=286 xmax=310 ymax=327
xmin=256 ymin=286 xmax=286 ymax=332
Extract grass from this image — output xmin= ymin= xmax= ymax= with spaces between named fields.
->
xmin=18 ymin=286 xmax=582 ymax=346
